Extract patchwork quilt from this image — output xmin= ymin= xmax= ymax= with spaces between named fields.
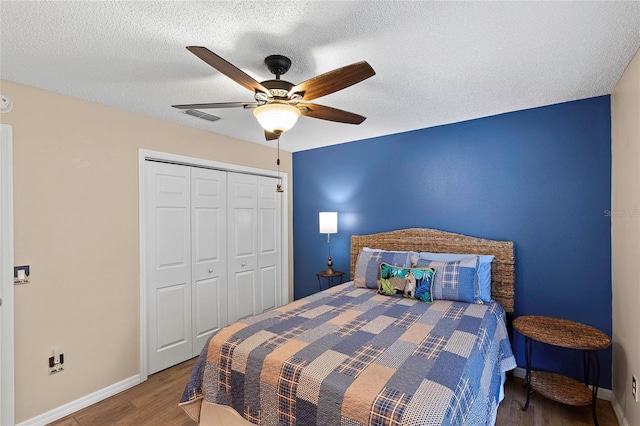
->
xmin=180 ymin=283 xmax=516 ymax=426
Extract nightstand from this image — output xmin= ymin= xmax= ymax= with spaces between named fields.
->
xmin=513 ymin=315 xmax=611 ymax=426
xmin=316 ymin=270 xmax=344 ymax=291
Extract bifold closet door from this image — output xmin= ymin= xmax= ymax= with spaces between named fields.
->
xmin=145 ymin=161 xmax=227 ymax=374
xmin=227 ymin=173 xmax=281 ymax=323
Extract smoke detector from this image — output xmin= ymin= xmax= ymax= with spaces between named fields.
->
xmin=0 ymin=94 xmax=13 ymax=113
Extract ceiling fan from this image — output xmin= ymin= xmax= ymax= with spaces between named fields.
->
xmin=172 ymin=46 xmax=376 ymax=140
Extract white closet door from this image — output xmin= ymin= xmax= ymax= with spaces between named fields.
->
xmin=144 ymin=160 xmax=283 ymax=374
xmin=257 ymin=176 xmax=281 ymax=314
xmin=227 ymin=172 xmax=258 ymax=323
xmin=145 ymin=162 xmax=192 ymax=374
xmin=191 ymin=167 xmax=227 ymax=356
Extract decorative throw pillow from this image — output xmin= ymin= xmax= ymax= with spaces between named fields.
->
xmin=415 ymin=257 xmax=481 ymax=304
xmin=378 ymin=263 xmax=435 ymax=303
xmin=417 ymin=252 xmax=495 ymax=302
xmin=353 ymin=248 xmax=416 ymax=289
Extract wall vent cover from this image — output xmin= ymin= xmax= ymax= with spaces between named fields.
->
xmin=184 ymin=109 xmax=220 ymax=122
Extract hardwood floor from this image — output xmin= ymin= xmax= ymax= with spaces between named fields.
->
xmin=48 ymin=359 xmax=618 ymax=426
xmin=48 ymin=358 xmax=198 ymax=426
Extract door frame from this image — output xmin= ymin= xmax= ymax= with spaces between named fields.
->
xmin=1 ymin=124 xmax=15 ymax=426
xmin=138 ymin=149 xmax=289 ymax=381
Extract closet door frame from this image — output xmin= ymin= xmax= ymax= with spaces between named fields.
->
xmin=138 ymin=149 xmax=289 ymax=381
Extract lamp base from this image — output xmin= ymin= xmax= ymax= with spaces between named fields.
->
xmin=326 ymin=257 xmax=334 ymax=275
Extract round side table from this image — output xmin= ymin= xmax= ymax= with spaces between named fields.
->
xmin=513 ymin=315 xmax=611 ymax=426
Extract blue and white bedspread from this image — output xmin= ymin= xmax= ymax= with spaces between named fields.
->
xmin=180 ymin=282 xmax=516 ymax=425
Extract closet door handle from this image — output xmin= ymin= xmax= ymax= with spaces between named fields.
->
xmin=208 ymin=269 xmax=213 ymax=273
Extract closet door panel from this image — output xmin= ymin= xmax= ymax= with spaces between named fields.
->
xmin=257 ymin=177 xmax=281 ymax=313
xmin=228 ymin=173 xmax=258 ymax=322
xmin=191 ymin=168 xmax=228 ymax=355
xmin=234 ymin=270 xmax=257 ymax=320
xmin=145 ymin=162 xmax=192 ymax=374
xmin=193 ymin=277 xmax=223 ymax=344
xmin=156 ymin=284 xmax=190 ymax=350
xmin=259 ymin=265 xmax=277 ymax=313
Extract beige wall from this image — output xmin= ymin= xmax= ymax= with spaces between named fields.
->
xmin=611 ymin=47 xmax=640 ymax=426
xmin=0 ymin=79 xmax=293 ymax=423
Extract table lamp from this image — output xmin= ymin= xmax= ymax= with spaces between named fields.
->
xmin=319 ymin=212 xmax=338 ymax=274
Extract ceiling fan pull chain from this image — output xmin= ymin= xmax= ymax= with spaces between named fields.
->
xmin=276 ymin=135 xmax=284 ymax=193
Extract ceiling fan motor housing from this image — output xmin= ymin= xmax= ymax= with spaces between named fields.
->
xmin=264 ymin=55 xmax=292 ymax=78
xmin=261 ymin=79 xmax=295 ymax=100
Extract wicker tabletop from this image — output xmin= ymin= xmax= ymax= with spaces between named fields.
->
xmin=513 ymin=315 xmax=611 ymax=351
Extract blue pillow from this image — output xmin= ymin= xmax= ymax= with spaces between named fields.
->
xmin=417 ymin=252 xmax=494 ymax=302
xmin=415 ymin=257 xmax=481 ymax=304
xmin=378 ymin=263 xmax=435 ymax=303
xmin=354 ymin=248 xmax=416 ymax=289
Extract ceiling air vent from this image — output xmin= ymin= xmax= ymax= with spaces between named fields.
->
xmin=184 ymin=109 xmax=220 ymax=122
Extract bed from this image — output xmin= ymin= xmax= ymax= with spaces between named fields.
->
xmin=180 ymin=228 xmax=517 ymax=425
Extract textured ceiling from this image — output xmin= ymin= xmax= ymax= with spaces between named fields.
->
xmin=1 ymin=1 xmax=639 ymax=152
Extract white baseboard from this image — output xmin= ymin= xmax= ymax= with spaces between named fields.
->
xmin=16 ymin=374 xmax=141 ymax=426
xmin=611 ymin=394 xmax=630 ymax=426
xmin=512 ymin=367 xmax=612 ymax=401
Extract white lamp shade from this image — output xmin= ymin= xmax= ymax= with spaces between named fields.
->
xmin=319 ymin=212 xmax=338 ymax=234
xmin=253 ymin=103 xmax=301 ymax=133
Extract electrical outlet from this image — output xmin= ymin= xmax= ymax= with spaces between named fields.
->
xmin=14 ymin=265 xmax=30 ymax=284
xmin=49 ymin=362 xmax=62 ymax=374
xmin=633 ymin=375 xmax=638 ymax=402
xmin=48 ymin=348 xmax=64 ymax=375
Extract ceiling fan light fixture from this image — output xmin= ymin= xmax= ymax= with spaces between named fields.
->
xmin=175 ymin=47 xmax=375 ymax=141
xmin=253 ymin=103 xmax=301 ymax=134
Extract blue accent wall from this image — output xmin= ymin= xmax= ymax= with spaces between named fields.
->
xmin=292 ymin=96 xmax=612 ymax=388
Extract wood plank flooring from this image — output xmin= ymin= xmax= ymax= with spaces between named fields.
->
xmin=48 ymin=358 xmax=198 ymax=426
xmin=48 ymin=358 xmax=618 ymax=426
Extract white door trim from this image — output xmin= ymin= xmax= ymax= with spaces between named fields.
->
xmin=1 ymin=124 xmax=15 ymax=426
xmin=138 ymin=149 xmax=289 ymax=381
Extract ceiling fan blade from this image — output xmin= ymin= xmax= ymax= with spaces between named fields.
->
xmin=264 ymin=130 xmax=279 ymax=141
xmin=289 ymin=61 xmax=375 ymax=101
xmin=186 ymin=46 xmax=270 ymax=94
xmin=298 ymin=103 xmax=366 ymax=124
xmin=172 ymin=102 xmax=258 ymax=110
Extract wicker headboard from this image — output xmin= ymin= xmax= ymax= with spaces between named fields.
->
xmin=350 ymin=228 xmax=515 ymax=313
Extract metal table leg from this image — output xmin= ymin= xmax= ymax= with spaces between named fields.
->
xmin=585 ymin=350 xmax=601 ymax=426
xmin=523 ymin=336 xmax=532 ymax=411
